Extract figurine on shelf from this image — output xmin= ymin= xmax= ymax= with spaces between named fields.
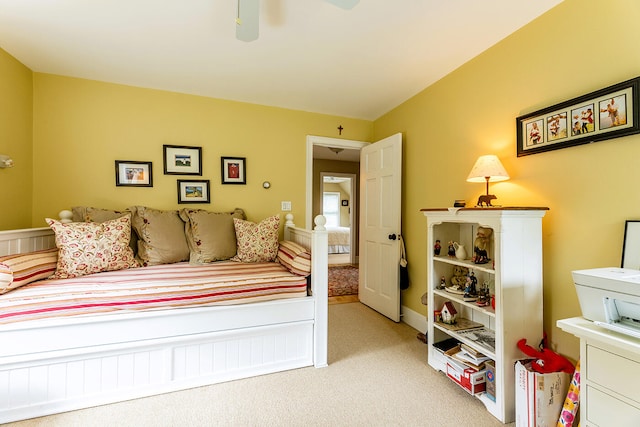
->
xmin=473 ymin=227 xmax=493 ymax=264
xmin=463 ymin=271 xmax=478 ymax=301
xmin=446 ymin=265 xmax=469 ymax=294
xmin=434 ymin=239 xmax=442 ymax=256
xmin=437 ymin=276 xmax=447 ymax=289
xmin=440 ymin=301 xmax=457 ymax=324
xmin=476 ymin=281 xmax=491 ymax=307
xmin=447 ymin=241 xmax=456 ymax=257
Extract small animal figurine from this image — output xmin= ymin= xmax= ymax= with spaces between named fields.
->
xmin=477 ymin=194 xmax=497 ymax=207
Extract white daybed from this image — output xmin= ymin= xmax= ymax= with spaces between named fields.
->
xmin=0 ymin=214 xmax=328 ymax=424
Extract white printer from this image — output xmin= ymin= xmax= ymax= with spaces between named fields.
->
xmin=573 ymin=267 xmax=640 ymax=339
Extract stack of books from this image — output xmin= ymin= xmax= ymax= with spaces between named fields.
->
xmin=446 ymin=343 xmax=492 ymax=371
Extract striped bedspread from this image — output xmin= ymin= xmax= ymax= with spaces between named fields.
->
xmin=0 ymin=261 xmax=308 ymax=325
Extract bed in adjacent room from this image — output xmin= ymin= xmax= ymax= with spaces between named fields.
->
xmin=327 ymin=226 xmax=350 ymax=254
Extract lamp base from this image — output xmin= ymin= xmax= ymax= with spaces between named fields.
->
xmin=476 ymin=194 xmax=497 ymax=207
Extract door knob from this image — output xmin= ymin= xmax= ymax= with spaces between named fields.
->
xmin=388 ymin=233 xmax=397 ymax=240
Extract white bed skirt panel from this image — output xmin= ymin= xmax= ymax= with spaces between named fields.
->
xmin=2 ymin=318 xmax=313 ymax=422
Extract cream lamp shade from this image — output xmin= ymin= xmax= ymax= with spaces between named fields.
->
xmin=466 ymin=155 xmax=510 ymax=203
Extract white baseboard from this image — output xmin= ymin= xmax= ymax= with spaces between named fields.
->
xmin=401 ymin=304 xmax=427 ymax=333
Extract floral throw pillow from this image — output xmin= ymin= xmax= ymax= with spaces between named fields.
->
xmin=232 ymin=215 xmax=280 ymax=263
xmin=46 ymin=215 xmax=139 ymax=279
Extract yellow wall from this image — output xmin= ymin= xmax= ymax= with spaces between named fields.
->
xmin=374 ymin=0 xmax=640 ymax=359
xmin=0 ymin=48 xmax=32 ymax=229
xmin=31 ymin=74 xmax=372 ymax=227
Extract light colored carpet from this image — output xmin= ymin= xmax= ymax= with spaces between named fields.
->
xmin=7 ymin=303 xmax=513 ymax=427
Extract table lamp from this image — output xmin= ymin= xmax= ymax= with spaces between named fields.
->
xmin=466 ymin=155 xmax=510 ymax=206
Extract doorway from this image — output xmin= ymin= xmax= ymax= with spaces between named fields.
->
xmin=306 ymin=134 xmax=403 ymax=320
xmin=321 ymin=172 xmax=356 ymax=265
xmin=307 ymin=136 xmax=366 ymax=302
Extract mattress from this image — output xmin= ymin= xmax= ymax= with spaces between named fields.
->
xmin=0 ymin=261 xmax=308 ymax=325
xmin=327 ymin=226 xmax=350 ymax=254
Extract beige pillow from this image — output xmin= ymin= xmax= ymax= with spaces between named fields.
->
xmin=131 ymin=206 xmax=189 ymax=266
xmin=72 ymin=206 xmax=138 ymax=254
xmin=180 ymin=208 xmax=246 ymax=263
xmin=232 ymin=215 xmax=280 ymax=263
xmin=46 ymin=216 xmax=138 ymax=279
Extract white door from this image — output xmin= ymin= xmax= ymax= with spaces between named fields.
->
xmin=358 ymin=133 xmax=402 ymax=322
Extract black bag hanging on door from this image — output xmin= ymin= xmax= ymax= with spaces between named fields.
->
xmin=399 ymin=235 xmax=409 ymax=290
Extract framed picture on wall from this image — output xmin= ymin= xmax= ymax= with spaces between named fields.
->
xmin=517 ymin=76 xmax=640 ymax=157
xmin=163 ymin=145 xmax=202 ymax=175
xmin=115 ymin=160 xmax=153 ymax=187
xmin=177 ymin=179 xmax=210 ymax=204
xmin=221 ymin=157 xmax=246 ymax=184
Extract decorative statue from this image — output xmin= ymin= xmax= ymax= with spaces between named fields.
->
xmin=473 ymin=227 xmax=493 ymax=264
xmin=449 ymin=265 xmax=469 ymax=290
xmin=434 ymin=239 xmax=441 ymax=256
xmin=447 ymin=241 xmax=456 ymax=257
xmin=477 ymin=194 xmax=497 ymax=207
xmin=463 ymin=272 xmax=478 ymax=301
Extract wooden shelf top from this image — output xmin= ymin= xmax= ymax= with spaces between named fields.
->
xmin=421 ymin=206 xmax=549 ymax=212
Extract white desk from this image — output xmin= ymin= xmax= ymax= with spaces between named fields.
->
xmin=557 ymin=317 xmax=640 ymax=427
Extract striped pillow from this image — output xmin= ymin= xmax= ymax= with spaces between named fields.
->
xmin=0 ymin=248 xmax=58 ymax=294
xmin=277 ymin=240 xmax=311 ymax=276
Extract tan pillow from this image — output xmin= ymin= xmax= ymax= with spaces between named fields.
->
xmin=179 ymin=208 xmax=246 ymax=263
xmin=46 ymin=216 xmax=138 ymax=279
xmin=0 ymin=248 xmax=58 ymax=294
xmin=131 ymin=206 xmax=189 ymax=266
xmin=232 ymin=215 xmax=280 ymax=263
xmin=72 ymin=206 xmax=138 ymax=254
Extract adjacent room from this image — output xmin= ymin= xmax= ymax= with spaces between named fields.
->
xmin=2 ymin=0 xmax=640 ymax=425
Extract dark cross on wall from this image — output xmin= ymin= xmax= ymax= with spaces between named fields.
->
xmin=337 ymin=125 xmax=343 ymax=135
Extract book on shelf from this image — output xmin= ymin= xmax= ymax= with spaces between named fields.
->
xmin=435 ymin=318 xmax=484 ymax=332
xmin=460 ymin=343 xmax=484 ymax=358
xmin=444 ymin=345 xmax=487 ymax=371
xmin=453 ymin=347 xmax=492 ymax=370
xmin=457 ymin=327 xmax=496 ymax=353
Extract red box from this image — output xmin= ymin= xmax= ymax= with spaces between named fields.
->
xmin=446 ymin=358 xmax=486 ymax=395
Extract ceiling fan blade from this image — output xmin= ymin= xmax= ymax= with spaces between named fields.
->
xmin=236 ymin=0 xmax=259 ymax=42
xmin=325 ymin=0 xmax=359 ymax=10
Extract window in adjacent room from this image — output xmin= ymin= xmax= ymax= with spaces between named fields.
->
xmin=322 ymin=192 xmax=340 ymax=227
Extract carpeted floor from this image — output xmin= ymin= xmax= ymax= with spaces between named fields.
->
xmin=328 ymin=264 xmax=359 ymax=297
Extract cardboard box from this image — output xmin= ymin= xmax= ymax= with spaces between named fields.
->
xmin=445 ymin=357 xmax=486 ymax=395
xmin=515 ymin=359 xmax=570 ymax=427
xmin=485 ymin=359 xmax=496 ymax=402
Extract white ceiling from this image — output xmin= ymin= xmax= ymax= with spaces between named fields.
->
xmin=0 ymin=0 xmax=563 ymax=120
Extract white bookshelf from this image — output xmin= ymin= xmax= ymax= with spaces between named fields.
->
xmin=422 ymin=207 xmax=548 ymax=423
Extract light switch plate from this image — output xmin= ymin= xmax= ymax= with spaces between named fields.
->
xmin=281 ymin=201 xmax=292 ymax=211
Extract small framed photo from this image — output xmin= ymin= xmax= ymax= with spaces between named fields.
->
xmin=177 ymin=179 xmax=210 ymax=204
xmin=115 ymin=160 xmax=153 ymax=187
xmin=221 ymin=157 xmax=246 ymax=184
xmin=163 ymin=145 xmax=202 ymax=175
xmin=341 ymin=199 xmax=349 ymax=206
xmin=621 ymin=220 xmax=640 ymax=269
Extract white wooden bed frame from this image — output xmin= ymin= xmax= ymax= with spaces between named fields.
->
xmin=0 ymin=214 xmax=328 ymax=424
